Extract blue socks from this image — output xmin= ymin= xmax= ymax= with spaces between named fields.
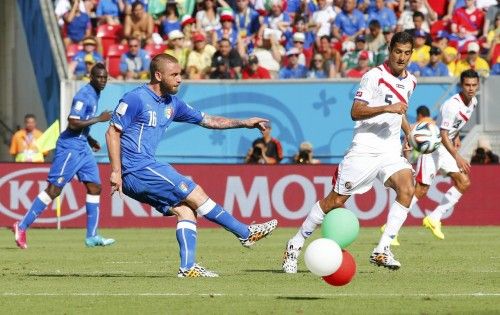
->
xmin=196 ymin=199 xmax=249 ymax=239
xmin=19 ymin=191 xmax=52 ymax=230
xmin=176 ymin=220 xmax=197 ymax=269
xmin=86 ymin=194 xmax=100 ymax=238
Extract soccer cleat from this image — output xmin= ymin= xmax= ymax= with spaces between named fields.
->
xmin=380 ymin=224 xmax=400 ymax=246
xmin=282 ymin=240 xmax=302 ymax=273
xmin=423 ymin=216 xmax=445 ymax=240
xmin=239 ymin=219 xmax=278 ymax=248
xmin=12 ymin=222 xmax=27 ymax=249
xmin=85 ymin=235 xmax=116 ymax=247
xmin=369 ymin=247 xmax=401 ymax=270
xmin=177 ymin=264 xmax=219 ymax=278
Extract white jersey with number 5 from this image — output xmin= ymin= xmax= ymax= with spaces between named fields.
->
xmin=350 ymin=63 xmax=417 ymax=155
xmin=437 ymin=93 xmax=477 ymax=141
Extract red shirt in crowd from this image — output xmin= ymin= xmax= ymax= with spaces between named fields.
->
xmin=242 ymin=66 xmax=271 ymax=79
xmin=452 ymin=7 xmax=485 ymax=33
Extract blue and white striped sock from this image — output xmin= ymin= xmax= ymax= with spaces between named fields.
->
xmin=85 ymin=194 xmax=100 ymax=238
xmin=176 ymin=220 xmax=197 ymax=269
xmin=196 ymin=199 xmax=249 ymax=239
xmin=19 ymin=191 xmax=52 ymax=230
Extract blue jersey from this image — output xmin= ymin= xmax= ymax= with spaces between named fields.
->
xmin=58 ymin=84 xmax=100 ymax=149
xmin=111 ymin=84 xmax=204 ymax=174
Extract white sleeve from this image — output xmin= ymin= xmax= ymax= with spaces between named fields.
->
xmin=354 ymin=71 xmax=376 ymax=103
xmin=439 ymin=101 xmax=457 ymax=130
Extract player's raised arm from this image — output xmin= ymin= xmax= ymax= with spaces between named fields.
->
xmin=105 ymin=125 xmax=123 ymax=197
xmin=199 ymin=114 xmax=269 ymax=130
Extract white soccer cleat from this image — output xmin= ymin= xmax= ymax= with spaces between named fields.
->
xmin=239 ymin=219 xmax=278 ymax=248
xmin=282 ymin=240 xmax=302 ymax=274
xmin=369 ymin=247 xmax=401 ymax=270
xmin=177 ymin=263 xmax=219 ymax=278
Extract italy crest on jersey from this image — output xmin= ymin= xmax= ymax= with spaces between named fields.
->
xmin=165 ymin=106 xmax=173 ymax=119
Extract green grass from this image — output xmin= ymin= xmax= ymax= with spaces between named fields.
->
xmin=1 ymin=227 xmax=499 ymax=314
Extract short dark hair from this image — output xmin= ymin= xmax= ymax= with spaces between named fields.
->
xmin=218 ymin=38 xmax=231 ymax=46
xmin=389 ymin=31 xmax=414 ymax=50
xmin=416 ymin=105 xmax=430 ymax=117
xmin=460 ymin=69 xmax=480 ymax=83
xmin=412 ymin=11 xmax=425 ymax=20
xmin=368 ymin=19 xmax=381 ymax=29
xmin=131 ymin=1 xmax=143 ymax=10
xmin=24 ymin=113 xmax=36 ymax=120
xmin=90 ymin=63 xmax=107 ymax=76
xmin=149 ymin=53 xmax=178 ymax=75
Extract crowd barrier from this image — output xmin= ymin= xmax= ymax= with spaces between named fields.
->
xmin=1 ymin=163 xmax=498 ymax=228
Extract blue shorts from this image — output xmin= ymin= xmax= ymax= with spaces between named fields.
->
xmin=47 ymin=145 xmax=100 ymax=187
xmin=122 ymin=162 xmax=197 ymax=215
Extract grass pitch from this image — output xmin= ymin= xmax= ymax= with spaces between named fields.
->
xmin=1 ymin=226 xmax=499 ymax=314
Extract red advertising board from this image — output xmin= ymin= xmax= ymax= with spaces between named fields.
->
xmin=0 ymin=163 xmax=498 ymax=228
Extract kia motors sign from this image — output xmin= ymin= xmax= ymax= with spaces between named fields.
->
xmin=0 ymin=163 xmax=498 ymax=228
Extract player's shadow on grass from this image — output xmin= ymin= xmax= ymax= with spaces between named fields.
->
xmin=244 ymin=269 xmax=309 ymax=274
xmin=276 ymin=296 xmax=326 ymax=301
xmin=27 ymin=273 xmax=168 ymax=278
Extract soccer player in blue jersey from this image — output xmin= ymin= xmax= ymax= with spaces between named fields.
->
xmin=105 ymin=54 xmax=278 ymax=277
xmin=13 ymin=63 xmax=115 ymax=249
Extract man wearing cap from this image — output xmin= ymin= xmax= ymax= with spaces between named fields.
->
xmin=454 ymin=41 xmax=490 ymax=76
xmin=119 ymin=37 xmax=151 ymax=80
xmin=211 ymin=38 xmax=243 ymax=78
xmin=345 ymin=50 xmax=372 ymax=78
xmin=333 ymin=0 xmax=366 ymax=40
xmin=289 ymin=32 xmax=308 ymax=65
xmin=210 ymin=55 xmax=234 ymax=79
xmin=279 ymin=48 xmax=308 ymax=79
xmin=165 ymin=30 xmax=190 ymax=72
xmin=242 ymin=55 xmax=271 ymax=79
xmin=421 ymin=46 xmax=449 ymax=76
xmin=432 ymin=30 xmax=459 ymax=73
xmin=186 ymin=33 xmax=217 ymax=79
xmin=215 ymin=10 xmax=239 ymax=47
xmin=68 ymin=36 xmax=104 ymax=79
xmin=367 ymin=0 xmax=397 ymax=31
xmin=263 ymin=0 xmax=291 ymax=34
xmin=410 ymin=29 xmax=431 ymax=67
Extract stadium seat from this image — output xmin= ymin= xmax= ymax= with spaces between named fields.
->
xmin=96 ymin=24 xmax=123 ymax=58
xmin=66 ymin=43 xmax=82 ymax=63
xmin=144 ymin=43 xmax=167 ymax=58
xmin=106 ymin=44 xmax=129 ymax=78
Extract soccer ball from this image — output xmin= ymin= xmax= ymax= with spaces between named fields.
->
xmin=304 ymin=238 xmax=343 ymax=276
xmin=409 ymin=121 xmax=442 ymax=154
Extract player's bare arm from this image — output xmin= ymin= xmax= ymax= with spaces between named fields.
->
xmin=440 ymin=129 xmax=470 ymax=174
xmin=105 ymin=125 xmax=123 ymax=197
xmin=200 ymin=114 xmax=269 ymax=130
xmin=87 ymin=135 xmax=101 ymax=152
xmin=351 ymin=100 xmax=408 ymax=121
xmin=401 ymin=115 xmax=412 ymax=152
xmin=68 ymin=110 xmax=112 ymax=131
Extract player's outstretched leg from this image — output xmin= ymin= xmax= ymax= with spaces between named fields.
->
xmin=12 ymin=190 xmax=53 ymax=249
xmin=196 ymin=198 xmax=277 ymax=248
xmin=282 ymin=201 xmax=325 ymax=273
xmin=84 ymin=193 xmax=115 ymax=247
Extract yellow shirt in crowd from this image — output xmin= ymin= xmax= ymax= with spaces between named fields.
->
xmin=10 ymin=128 xmax=44 ymax=162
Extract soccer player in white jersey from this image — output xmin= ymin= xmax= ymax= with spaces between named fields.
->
xmin=283 ymin=31 xmax=417 ymax=272
xmin=412 ymin=69 xmax=479 ymax=239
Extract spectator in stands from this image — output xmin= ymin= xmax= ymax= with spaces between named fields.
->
xmin=471 ymin=137 xmax=499 ymax=164
xmin=118 ymin=37 xmax=151 ymax=80
xmin=410 ymin=30 xmax=431 ymax=68
xmin=333 ymin=0 xmax=366 ymax=40
xmin=211 ymin=38 xmax=243 ymax=78
xmin=451 ymin=0 xmax=485 ymax=39
xmin=234 ymin=0 xmax=260 ymax=38
xmin=245 ymin=122 xmax=283 ymax=164
xmin=55 ymin=0 xmax=90 ymax=27
xmin=318 ymin=35 xmax=341 ymax=75
xmin=454 ymin=41 xmax=491 ymax=76
xmin=397 ymin=0 xmax=437 ymax=33
xmin=81 ymin=53 xmax=97 ymax=81
xmin=161 ymin=0 xmax=181 ymax=37
xmin=10 ymin=114 xmax=45 ymax=163
xmin=165 ymin=30 xmax=190 ymax=72
xmin=68 ymin=36 xmax=104 ymax=79
xmin=311 ymin=0 xmax=337 ymax=38
xmin=421 ymin=46 xmax=450 ymax=76
xmin=342 ymin=35 xmax=374 ymax=73
xmin=96 ymin=0 xmax=124 ymax=26
xmin=307 ymin=53 xmax=329 ymax=78
xmin=263 ymin=0 xmax=291 ymax=34
xmin=285 ymin=17 xmax=315 ymax=50
xmin=367 ymin=0 xmax=397 ymax=31
xmin=123 ymin=1 xmax=155 ymax=45
xmin=432 ymin=30 xmax=459 ymax=74
xmin=242 ymin=55 xmax=271 ymax=79
xmin=290 ymin=32 xmax=308 ymax=66
xmin=196 ymin=0 xmax=229 ymax=34
xmin=210 ymin=55 xmax=234 ymax=78
xmin=252 ymin=32 xmax=284 ymax=78
xmin=345 ymin=50 xmax=372 ymax=78
xmin=483 ymin=1 xmax=499 ymax=37
xmin=179 ymin=14 xmax=197 ymax=49
xmin=407 ymin=11 xmax=433 ymax=46
xmin=63 ymin=0 xmax=92 ymax=47
xmin=279 ymin=48 xmax=308 ymax=79
xmin=366 ymin=19 xmax=385 ymax=52
xmin=215 ymin=10 xmax=239 ymax=48
xmin=186 ymin=33 xmax=217 ymax=79
xmin=375 ymin=27 xmax=393 ymax=65
xmin=293 ymin=141 xmax=320 ymax=164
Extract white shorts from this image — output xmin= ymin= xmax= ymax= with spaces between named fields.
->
xmin=415 ymin=145 xmax=460 ymax=185
xmin=333 ymin=151 xmax=413 ymax=195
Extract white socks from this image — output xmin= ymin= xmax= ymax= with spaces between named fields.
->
xmin=429 ymin=186 xmax=462 ymax=222
xmin=290 ymin=201 xmax=325 ymax=247
xmin=376 ymin=201 xmax=409 ymax=252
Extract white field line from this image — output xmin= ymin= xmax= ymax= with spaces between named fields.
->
xmin=1 ymin=293 xmax=500 ymax=298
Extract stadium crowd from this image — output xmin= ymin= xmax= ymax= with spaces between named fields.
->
xmin=55 ymin=0 xmax=500 ymax=80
